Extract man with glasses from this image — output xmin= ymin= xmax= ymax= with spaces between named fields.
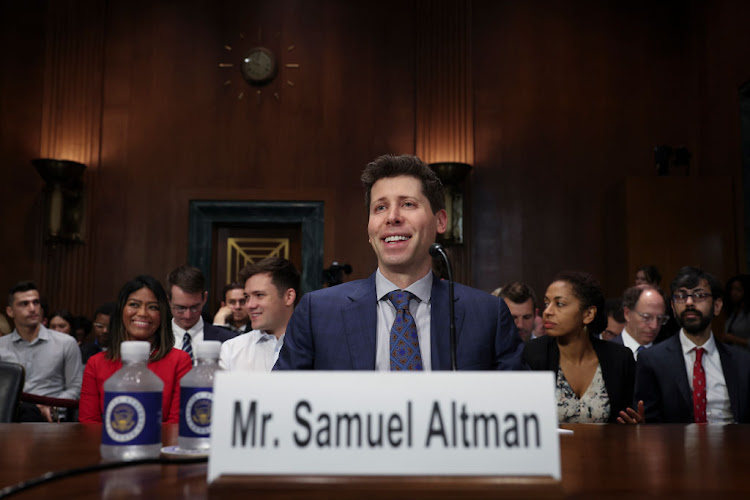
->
xmin=79 ymin=302 xmax=115 ymax=364
xmin=166 ymin=265 xmax=236 ymax=364
xmin=634 ymin=266 xmax=750 ymax=423
xmin=613 ymin=285 xmax=667 ymax=360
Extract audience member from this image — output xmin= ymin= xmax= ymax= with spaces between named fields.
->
xmin=79 ymin=275 xmax=192 ymax=423
xmin=498 ymin=281 xmax=543 ymax=342
xmin=0 ymin=312 xmax=10 ymax=335
xmin=80 ymin=302 xmax=115 ymax=364
xmin=633 ymin=266 xmax=750 ymax=423
xmin=0 ymin=281 xmax=83 ymax=421
xmin=73 ymin=315 xmax=91 ymax=345
xmin=48 ymin=309 xmax=74 ymax=336
xmin=275 ymin=154 xmax=523 ymax=370
xmin=166 ymin=265 xmax=237 ymax=364
xmin=219 ymin=258 xmax=299 ymax=371
xmin=635 ymin=265 xmax=662 ymax=286
xmin=213 ymin=281 xmax=251 ymax=334
xmin=721 ymin=274 xmax=750 ymax=348
xmin=612 ymin=285 xmax=667 ymax=360
xmin=601 ymin=298 xmax=626 ymax=341
xmin=523 ymin=272 xmax=635 ymax=423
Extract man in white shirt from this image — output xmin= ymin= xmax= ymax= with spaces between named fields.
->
xmin=166 ymin=265 xmax=236 ymax=364
xmin=635 ymin=266 xmax=750 ymax=423
xmin=613 ymin=285 xmax=668 ymax=360
xmin=219 ymin=257 xmax=299 ymax=371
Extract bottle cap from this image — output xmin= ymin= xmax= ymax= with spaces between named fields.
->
xmin=120 ymin=340 xmax=151 ymax=362
xmin=194 ymin=340 xmax=221 ymax=360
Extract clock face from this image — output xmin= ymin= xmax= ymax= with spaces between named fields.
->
xmin=240 ymin=47 xmax=277 ymax=85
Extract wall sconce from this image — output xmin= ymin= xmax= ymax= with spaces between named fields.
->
xmin=32 ymin=158 xmax=87 ymax=244
xmin=429 ymin=162 xmax=471 ymax=245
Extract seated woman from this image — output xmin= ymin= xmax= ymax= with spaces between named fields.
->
xmin=721 ymin=274 xmax=750 ymax=349
xmin=79 ymin=275 xmax=192 ymax=423
xmin=523 ymin=271 xmax=636 ymax=423
xmin=49 ymin=309 xmax=75 ymax=336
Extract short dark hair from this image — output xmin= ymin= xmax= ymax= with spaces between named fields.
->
xmin=552 ymin=271 xmax=607 ymax=335
xmin=166 ymin=265 xmax=205 ymax=299
xmin=637 ymin=265 xmax=662 ymax=286
xmin=238 ymin=257 xmax=300 ymax=302
xmin=7 ymin=281 xmax=38 ymax=307
xmin=107 ymin=275 xmax=173 ymax=362
xmin=94 ymin=302 xmax=116 ymax=318
xmin=670 ymin=266 xmax=723 ymax=299
xmin=604 ymin=298 xmax=625 ymax=323
xmin=622 ymin=285 xmax=662 ymax=310
xmin=49 ymin=309 xmax=75 ymax=330
xmin=499 ymin=281 xmax=537 ymax=308
xmin=361 ymin=154 xmax=445 ymax=214
xmin=222 ymin=281 xmax=245 ymax=301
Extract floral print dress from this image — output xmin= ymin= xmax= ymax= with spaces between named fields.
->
xmin=556 ymin=363 xmax=610 ymax=423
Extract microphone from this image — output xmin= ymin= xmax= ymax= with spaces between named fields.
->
xmin=429 ymin=243 xmax=457 ymax=371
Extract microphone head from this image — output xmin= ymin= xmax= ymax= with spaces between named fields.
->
xmin=429 ymin=243 xmax=444 ymax=257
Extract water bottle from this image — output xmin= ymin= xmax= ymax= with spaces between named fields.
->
xmin=100 ymin=341 xmax=163 ymax=461
xmin=178 ymin=340 xmax=222 ymax=450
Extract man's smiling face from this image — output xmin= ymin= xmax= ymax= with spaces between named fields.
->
xmin=367 ymin=175 xmax=446 ymax=281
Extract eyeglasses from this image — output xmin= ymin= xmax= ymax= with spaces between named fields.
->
xmin=93 ymin=322 xmax=108 ymax=330
xmin=634 ymin=311 xmax=670 ymax=325
xmin=672 ymin=291 xmax=712 ymax=304
xmin=170 ymin=304 xmax=202 ymax=314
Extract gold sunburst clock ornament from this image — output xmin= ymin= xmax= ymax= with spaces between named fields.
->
xmin=219 ymin=29 xmax=301 ymax=103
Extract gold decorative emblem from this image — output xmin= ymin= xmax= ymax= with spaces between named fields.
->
xmin=226 ymin=237 xmax=290 ymax=283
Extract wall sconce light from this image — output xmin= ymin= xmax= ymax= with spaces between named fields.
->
xmin=32 ymin=158 xmax=87 ymax=244
xmin=429 ymin=162 xmax=471 ymax=245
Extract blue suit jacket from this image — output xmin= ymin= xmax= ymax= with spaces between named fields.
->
xmin=635 ymin=334 xmax=750 ymax=423
xmin=274 ymin=273 xmax=525 ymax=370
xmin=203 ymin=323 xmax=238 ymax=343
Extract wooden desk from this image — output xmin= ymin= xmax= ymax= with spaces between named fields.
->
xmin=1 ymin=423 xmax=749 ymax=499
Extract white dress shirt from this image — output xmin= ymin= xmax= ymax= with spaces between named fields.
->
xmin=678 ymin=330 xmax=734 ymax=423
xmin=621 ymin=328 xmax=652 ymax=361
xmin=172 ymin=316 xmax=205 ymax=352
xmin=219 ymin=329 xmax=283 ymax=371
xmin=374 ymin=269 xmax=433 ymax=371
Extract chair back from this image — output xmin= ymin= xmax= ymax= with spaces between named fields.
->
xmin=0 ymin=361 xmax=25 ymax=423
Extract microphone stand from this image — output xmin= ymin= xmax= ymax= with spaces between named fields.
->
xmin=430 ymin=243 xmax=457 ymax=371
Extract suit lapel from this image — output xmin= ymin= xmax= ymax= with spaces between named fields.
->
xmin=430 ymin=276 xmax=464 ymax=370
xmin=664 ymin=335 xmax=693 ymax=416
xmin=717 ymin=342 xmax=741 ymax=420
xmin=341 ymin=275 xmax=378 ymax=370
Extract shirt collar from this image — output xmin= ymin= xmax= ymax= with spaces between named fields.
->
xmin=10 ymin=324 xmax=47 ymax=343
xmin=375 ymin=268 xmax=433 ymax=304
xmin=679 ymin=329 xmax=716 ymax=356
xmin=172 ymin=316 xmax=204 ymax=336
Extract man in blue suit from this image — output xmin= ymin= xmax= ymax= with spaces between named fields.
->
xmin=635 ymin=267 xmax=750 ymax=423
xmin=275 ymin=154 xmax=524 ymax=371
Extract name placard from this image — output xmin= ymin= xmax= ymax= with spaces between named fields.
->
xmin=208 ymin=372 xmax=559 ymax=482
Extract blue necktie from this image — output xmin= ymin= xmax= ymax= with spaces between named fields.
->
xmin=388 ymin=290 xmax=423 ymax=371
xmin=182 ymin=332 xmax=194 ymax=362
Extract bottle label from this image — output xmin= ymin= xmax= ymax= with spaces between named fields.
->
xmin=102 ymin=392 xmax=162 ymax=446
xmin=179 ymin=387 xmax=213 ymax=438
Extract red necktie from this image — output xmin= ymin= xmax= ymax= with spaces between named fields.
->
xmin=692 ymin=347 xmax=707 ymax=423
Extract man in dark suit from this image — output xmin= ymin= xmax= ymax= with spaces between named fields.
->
xmin=634 ymin=266 xmax=750 ymax=423
xmin=166 ymin=265 xmax=236 ymax=364
xmin=274 ymin=154 xmax=524 ymax=371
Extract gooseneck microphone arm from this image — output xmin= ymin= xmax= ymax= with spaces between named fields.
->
xmin=429 ymin=243 xmax=457 ymax=371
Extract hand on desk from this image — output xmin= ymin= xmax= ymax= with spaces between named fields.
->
xmin=617 ymin=400 xmax=645 ymax=424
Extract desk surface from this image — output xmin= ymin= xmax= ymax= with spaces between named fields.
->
xmin=1 ymin=423 xmax=749 ymax=499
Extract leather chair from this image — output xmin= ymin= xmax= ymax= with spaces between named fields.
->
xmin=0 ymin=361 xmax=25 ymax=423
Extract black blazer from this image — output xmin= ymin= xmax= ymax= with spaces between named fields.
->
xmin=635 ymin=334 xmax=750 ymax=423
xmin=523 ymin=335 xmax=636 ymax=422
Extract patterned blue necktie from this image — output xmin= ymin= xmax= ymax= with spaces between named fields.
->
xmin=388 ymin=290 xmax=423 ymax=371
xmin=182 ymin=331 xmax=194 ymax=362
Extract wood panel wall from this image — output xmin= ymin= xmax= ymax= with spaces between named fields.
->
xmin=2 ymin=0 xmax=749 ymax=322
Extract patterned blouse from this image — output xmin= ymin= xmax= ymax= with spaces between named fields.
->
xmin=556 ymin=363 xmax=610 ymax=423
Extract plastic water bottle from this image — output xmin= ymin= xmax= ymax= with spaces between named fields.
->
xmin=100 ymin=341 xmax=163 ymax=461
xmin=178 ymin=340 xmax=222 ymax=450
